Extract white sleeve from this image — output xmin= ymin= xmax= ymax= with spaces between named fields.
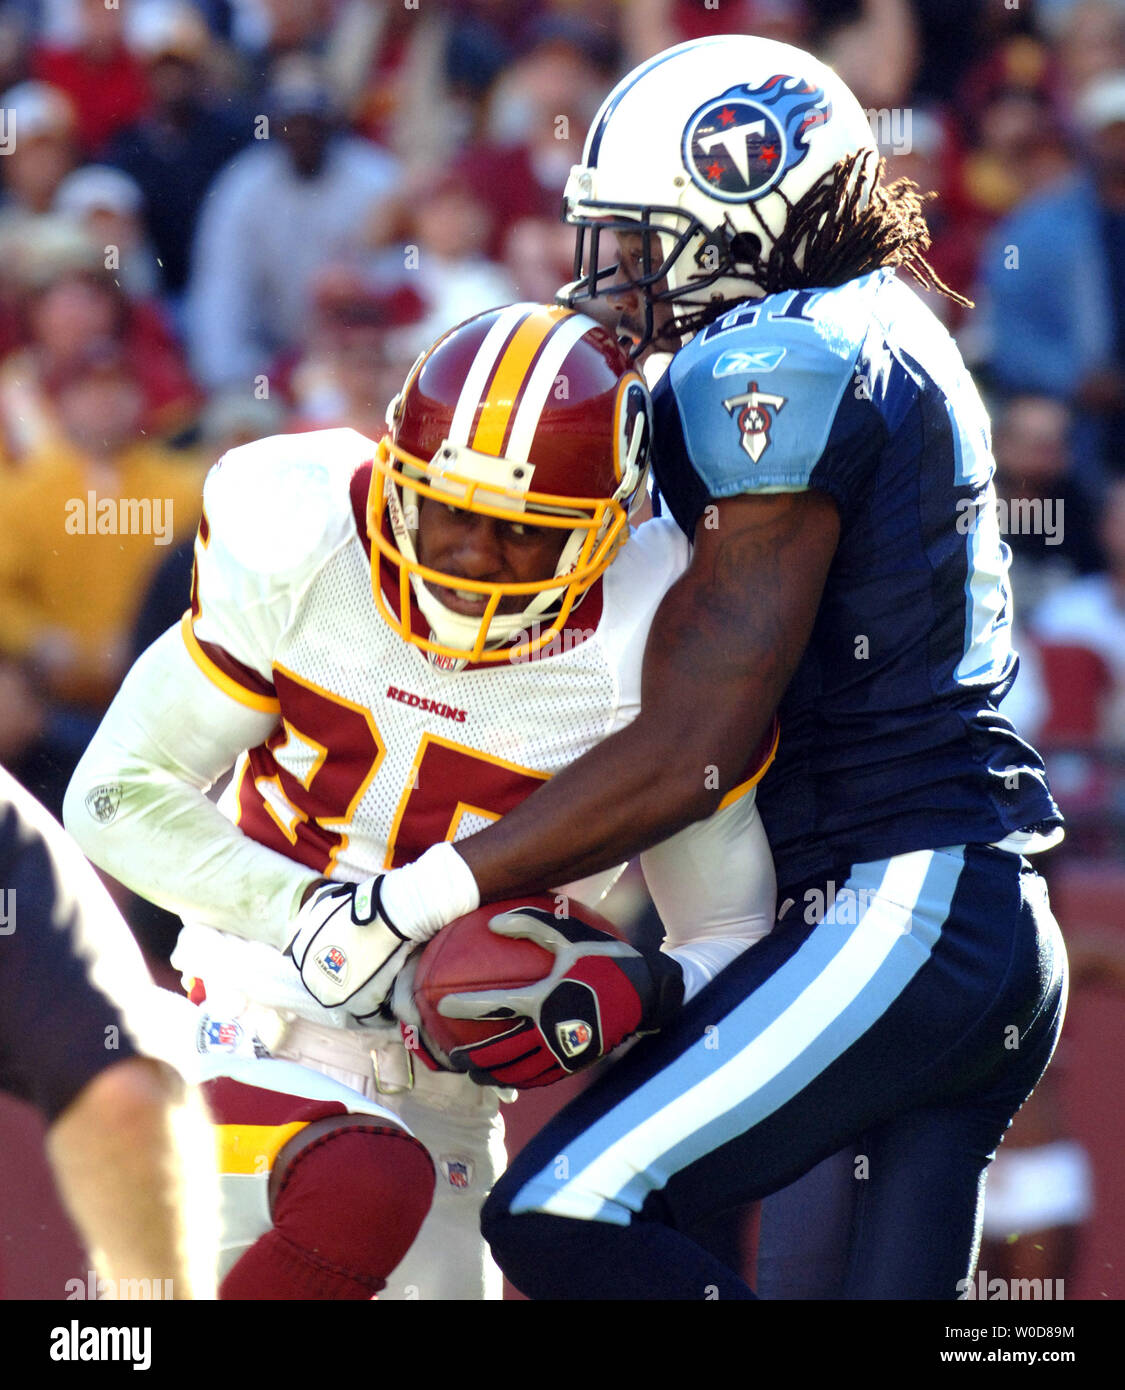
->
xmin=64 ymin=431 xmax=380 ymax=947
xmin=63 ymin=626 xmax=315 ymax=950
xmin=640 ymin=789 xmax=776 ymax=1004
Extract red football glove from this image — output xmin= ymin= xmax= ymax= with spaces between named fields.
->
xmin=437 ymin=908 xmax=685 ymax=1087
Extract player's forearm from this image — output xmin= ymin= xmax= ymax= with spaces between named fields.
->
xmin=458 ymin=709 xmax=733 ymax=898
xmin=47 ymin=1058 xmax=219 ymax=1300
xmin=65 ymin=763 xmax=313 ymax=948
xmin=457 ymin=491 xmax=838 ymax=900
xmin=63 ymin=629 xmax=316 ymax=948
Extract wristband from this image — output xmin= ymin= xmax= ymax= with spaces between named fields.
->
xmin=379 ymin=842 xmax=481 ymax=942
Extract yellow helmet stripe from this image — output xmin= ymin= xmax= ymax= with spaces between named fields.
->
xmin=471 ymin=304 xmax=572 ymax=456
xmin=506 ymin=309 xmax=593 ymax=465
xmin=448 ymin=302 xmax=531 ymax=445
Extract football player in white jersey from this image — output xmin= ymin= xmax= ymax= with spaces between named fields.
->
xmin=64 ymin=303 xmax=777 ymax=1300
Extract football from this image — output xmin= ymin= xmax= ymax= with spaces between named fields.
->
xmin=412 ymin=893 xmax=620 ymax=1058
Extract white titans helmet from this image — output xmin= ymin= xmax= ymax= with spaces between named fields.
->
xmin=560 ymin=35 xmax=878 ymax=350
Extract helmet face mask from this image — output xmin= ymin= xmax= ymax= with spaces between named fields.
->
xmin=561 ymin=205 xmax=766 ymax=356
xmin=369 ymin=436 xmax=633 ymax=664
xmin=368 ymin=303 xmax=653 ymax=666
xmin=559 ymin=36 xmax=879 ymax=355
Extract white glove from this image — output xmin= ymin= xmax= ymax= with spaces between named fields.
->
xmin=285 ymin=877 xmax=412 ymax=1016
xmin=286 ymin=844 xmax=482 ymax=1019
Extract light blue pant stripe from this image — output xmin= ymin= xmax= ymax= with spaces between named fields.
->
xmin=513 ymin=855 xmax=898 ymax=1200
xmin=511 ymin=848 xmax=965 ymax=1222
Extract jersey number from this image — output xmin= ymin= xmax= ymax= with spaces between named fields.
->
xmin=237 ymin=670 xmax=548 ymax=873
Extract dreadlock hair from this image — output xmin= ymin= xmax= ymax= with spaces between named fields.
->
xmin=664 ymin=149 xmax=972 ymax=346
xmin=759 ymin=148 xmax=972 ymax=307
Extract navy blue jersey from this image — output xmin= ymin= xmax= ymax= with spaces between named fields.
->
xmin=651 ymin=269 xmax=1062 ymax=888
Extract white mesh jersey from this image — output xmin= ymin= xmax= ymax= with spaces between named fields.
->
xmin=188 ymin=425 xmax=688 ymax=858
xmin=171 ymin=427 xmax=758 ymax=1022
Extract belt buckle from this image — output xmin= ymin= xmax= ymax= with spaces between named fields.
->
xmin=370 ymin=1043 xmax=414 ymax=1095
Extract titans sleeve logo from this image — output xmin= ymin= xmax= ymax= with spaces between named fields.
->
xmin=681 ymin=76 xmax=831 ymax=203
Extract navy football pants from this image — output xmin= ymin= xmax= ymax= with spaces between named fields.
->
xmin=482 ymin=845 xmax=1066 ymax=1299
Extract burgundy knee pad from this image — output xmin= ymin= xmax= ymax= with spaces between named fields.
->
xmin=221 ymin=1122 xmax=436 ymax=1300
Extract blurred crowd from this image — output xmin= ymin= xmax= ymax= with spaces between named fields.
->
xmin=0 ymin=0 xmax=1123 ymax=843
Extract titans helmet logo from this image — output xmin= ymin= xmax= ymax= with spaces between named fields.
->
xmin=681 ymin=76 xmax=831 ymax=203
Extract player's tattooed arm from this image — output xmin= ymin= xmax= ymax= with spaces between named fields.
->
xmin=658 ymin=491 xmax=834 ymax=696
xmin=457 ymin=489 xmax=840 ymax=897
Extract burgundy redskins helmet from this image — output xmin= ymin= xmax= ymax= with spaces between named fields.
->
xmin=369 ymin=302 xmax=653 ymax=663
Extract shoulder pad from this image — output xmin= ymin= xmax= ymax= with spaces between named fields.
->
xmin=669 ymin=275 xmax=885 ymax=494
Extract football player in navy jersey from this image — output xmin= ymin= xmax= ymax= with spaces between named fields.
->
xmin=278 ymin=35 xmax=1068 ymax=1299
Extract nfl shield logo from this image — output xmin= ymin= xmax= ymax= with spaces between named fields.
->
xmin=84 ymin=783 xmax=122 ymax=825
xmin=442 ymin=1157 xmax=472 ymax=1189
xmin=428 ymin=645 xmax=467 ymax=674
xmin=315 ymin=945 xmax=348 ymax=985
xmin=556 ymin=1019 xmax=593 ymax=1059
xmin=196 ymin=1016 xmax=243 ymax=1053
